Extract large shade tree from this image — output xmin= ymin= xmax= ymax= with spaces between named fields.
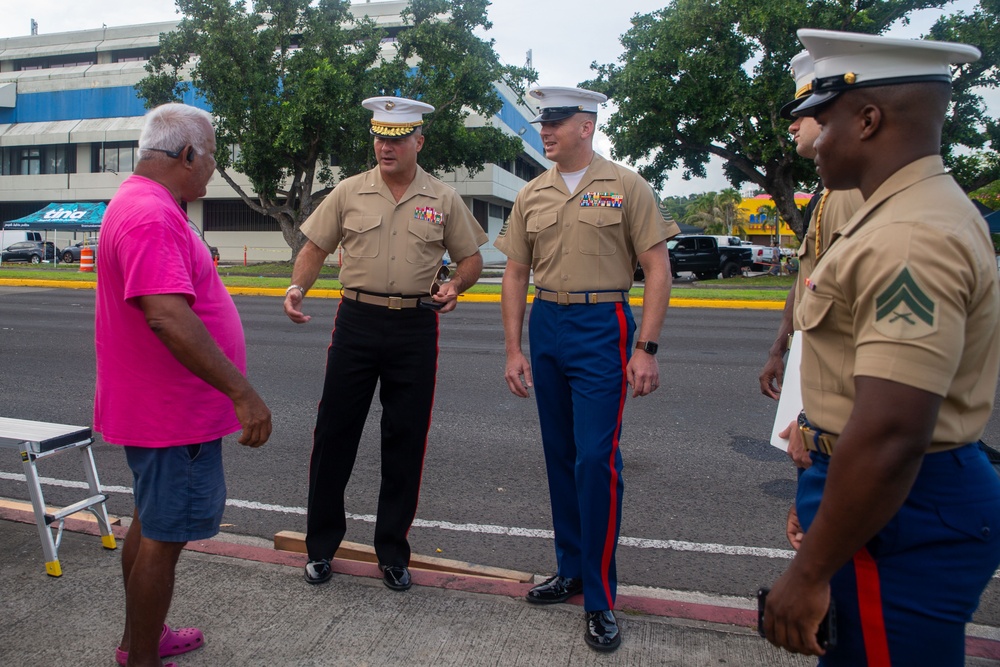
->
xmin=585 ymin=0 xmax=999 ymax=238
xmin=136 ymin=0 xmax=534 ymax=257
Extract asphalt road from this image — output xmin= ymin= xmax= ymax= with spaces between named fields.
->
xmin=1 ymin=285 xmax=998 ymax=626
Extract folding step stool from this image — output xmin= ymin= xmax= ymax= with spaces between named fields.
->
xmin=0 ymin=417 xmax=117 ymax=576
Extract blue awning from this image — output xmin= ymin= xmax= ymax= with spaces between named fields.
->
xmin=3 ymin=203 xmax=105 ymax=232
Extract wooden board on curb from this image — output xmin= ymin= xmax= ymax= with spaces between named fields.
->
xmin=0 ymin=498 xmax=121 ymax=526
xmin=274 ymin=530 xmax=533 ymax=583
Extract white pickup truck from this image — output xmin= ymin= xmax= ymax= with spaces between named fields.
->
xmin=708 ymin=236 xmax=779 ymax=271
xmin=747 ymin=244 xmax=780 ymax=271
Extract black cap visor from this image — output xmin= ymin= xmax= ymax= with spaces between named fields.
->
xmin=780 ymin=98 xmax=804 ymax=120
xmin=791 ymin=90 xmax=840 ymax=117
xmin=529 ymin=106 xmax=592 ymax=123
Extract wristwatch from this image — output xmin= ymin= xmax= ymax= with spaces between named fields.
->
xmin=635 ymin=340 xmax=659 ymax=355
xmin=285 ymin=284 xmax=306 ymax=297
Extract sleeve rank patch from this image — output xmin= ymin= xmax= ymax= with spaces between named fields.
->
xmin=498 ymin=217 xmax=510 ymax=237
xmin=872 ymin=267 xmax=938 ymax=339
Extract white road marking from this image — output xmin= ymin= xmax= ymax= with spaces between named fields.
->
xmin=4 ymin=471 xmax=997 ymax=579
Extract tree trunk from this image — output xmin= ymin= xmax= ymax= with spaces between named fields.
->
xmin=767 ymin=177 xmax=805 ymax=241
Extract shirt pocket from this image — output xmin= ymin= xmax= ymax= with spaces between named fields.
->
xmin=798 ymin=289 xmax=844 ymax=394
xmin=405 ymin=218 xmax=446 ymax=265
xmin=527 ymin=211 xmax=559 ymax=259
xmin=578 ymin=208 xmax=622 ymax=256
xmin=342 ymin=215 xmax=382 ymax=259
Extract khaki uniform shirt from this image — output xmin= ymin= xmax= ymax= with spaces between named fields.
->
xmin=798 ymin=156 xmax=1000 ymax=451
xmin=494 ymin=154 xmax=679 ymax=291
xmin=301 ymin=165 xmax=487 ymax=295
xmin=793 ymin=189 xmax=865 ymax=321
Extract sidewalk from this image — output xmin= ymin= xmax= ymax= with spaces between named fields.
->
xmin=3 ymin=508 xmax=999 ymax=666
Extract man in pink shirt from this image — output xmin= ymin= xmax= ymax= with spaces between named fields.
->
xmin=95 ymin=103 xmax=271 ymax=667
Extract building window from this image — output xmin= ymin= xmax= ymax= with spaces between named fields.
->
xmin=472 ymin=199 xmax=489 ymax=232
xmin=45 ymin=145 xmax=75 ymax=174
xmin=111 ymin=47 xmax=157 ymax=63
xmin=18 ymin=148 xmax=41 ymax=176
xmin=1 ymin=145 xmax=76 ymax=175
xmin=203 ymin=200 xmax=282 ymax=232
xmin=15 ymin=53 xmax=97 ymax=70
xmin=496 ymin=155 xmax=541 ymax=182
xmin=514 ymin=156 xmax=539 ymax=181
xmin=92 ymin=141 xmax=138 ymax=174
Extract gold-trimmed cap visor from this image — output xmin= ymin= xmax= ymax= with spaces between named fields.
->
xmin=370 ymin=120 xmax=423 ymax=138
xmin=362 ymin=96 xmax=434 ymax=137
xmin=780 ymin=51 xmax=816 ymax=120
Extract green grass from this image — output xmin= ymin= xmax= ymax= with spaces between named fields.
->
xmin=0 ymin=263 xmax=791 ymax=301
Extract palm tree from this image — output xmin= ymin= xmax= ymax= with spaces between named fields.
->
xmin=756 ymin=204 xmax=778 ymax=245
xmin=683 ymin=189 xmax=748 ymax=237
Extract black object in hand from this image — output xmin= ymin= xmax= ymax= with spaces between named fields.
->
xmin=756 ymin=587 xmax=837 ymax=650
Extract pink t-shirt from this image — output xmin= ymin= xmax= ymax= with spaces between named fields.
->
xmin=94 ymin=175 xmax=245 ymax=447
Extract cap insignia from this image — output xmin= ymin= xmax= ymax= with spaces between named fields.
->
xmin=385 ymin=101 xmax=395 ymax=110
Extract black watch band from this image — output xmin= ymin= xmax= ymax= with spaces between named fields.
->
xmin=635 ymin=340 xmax=658 ymax=355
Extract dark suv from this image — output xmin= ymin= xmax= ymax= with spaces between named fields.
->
xmin=60 ymin=241 xmax=99 ymax=264
xmin=1 ymin=241 xmax=58 ymax=264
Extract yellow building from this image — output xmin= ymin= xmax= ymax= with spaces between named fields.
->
xmin=738 ymin=193 xmax=814 ymax=247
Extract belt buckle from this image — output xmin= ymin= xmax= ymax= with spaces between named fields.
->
xmin=588 ymin=293 xmax=598 ymax=304
xmin=557 ymin=291 xmax=570 ymax=306
xmin=388 ymin=296 xmax=402 ymax=310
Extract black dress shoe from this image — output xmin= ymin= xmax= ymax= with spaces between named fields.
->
xmin=526 ymin=575 xmax=583 ymax=604
xmin=382 ymin=565 xmax=412 ymax=591
xmin=584 ymin=610 xmax=621 ymax=652
xmin=304 ymin=558 xmax=332 ymax=585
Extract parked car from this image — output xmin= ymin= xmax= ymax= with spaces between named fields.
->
xmin=1 ymin=241 xmax=58 ymax=264
xmin=60 ymin=241 xmax=99 ymax=264
xmin=668 ymin=235 xmax=754 ymax=280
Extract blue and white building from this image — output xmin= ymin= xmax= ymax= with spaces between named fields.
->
xmin=0 ymin=1 xmax=548 ymax=263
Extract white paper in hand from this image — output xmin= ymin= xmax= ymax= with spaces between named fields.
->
xmin=770 ymin=333 xmax=803 ymax=451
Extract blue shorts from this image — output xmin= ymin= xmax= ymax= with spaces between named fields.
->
xmin=125 ymin=440 xmax=227 ymax=543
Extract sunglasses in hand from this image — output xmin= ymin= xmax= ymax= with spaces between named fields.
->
xmin=419 ymin=265 xmax=451 ymax=311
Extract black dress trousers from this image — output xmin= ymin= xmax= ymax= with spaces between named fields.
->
xmin=305 ymin=297 xmax=438 ymax=567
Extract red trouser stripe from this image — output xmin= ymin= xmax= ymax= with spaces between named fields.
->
xmin=599 ymin=303 xmax=628 ymax=607
xmin=853 ymin=547 xmax=892 ymax=666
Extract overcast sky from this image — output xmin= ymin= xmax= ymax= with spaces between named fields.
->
xmin=0 ymin=0 xmax=987 ymax=196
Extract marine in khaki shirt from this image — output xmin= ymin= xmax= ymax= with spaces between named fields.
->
xmin=761 ymin=30 xmax=1000 ymax=666
xmin=496 ymin=86 xmax=677 ymax=654
xmin=283 ymin=97 xmax=487 ymax=594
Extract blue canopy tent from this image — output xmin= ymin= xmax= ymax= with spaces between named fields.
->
xmin=985 ymin=209 xmax=1000 ymax=235
xmin=1 ymin=203 xmax=104 ymax=265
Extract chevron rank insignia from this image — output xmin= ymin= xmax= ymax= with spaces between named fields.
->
xmin=872 ymin=267 xmax=937 ymax=339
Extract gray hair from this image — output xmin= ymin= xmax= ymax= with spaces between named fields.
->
xmin=138 ymin=103 xmax=214 ymax=161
